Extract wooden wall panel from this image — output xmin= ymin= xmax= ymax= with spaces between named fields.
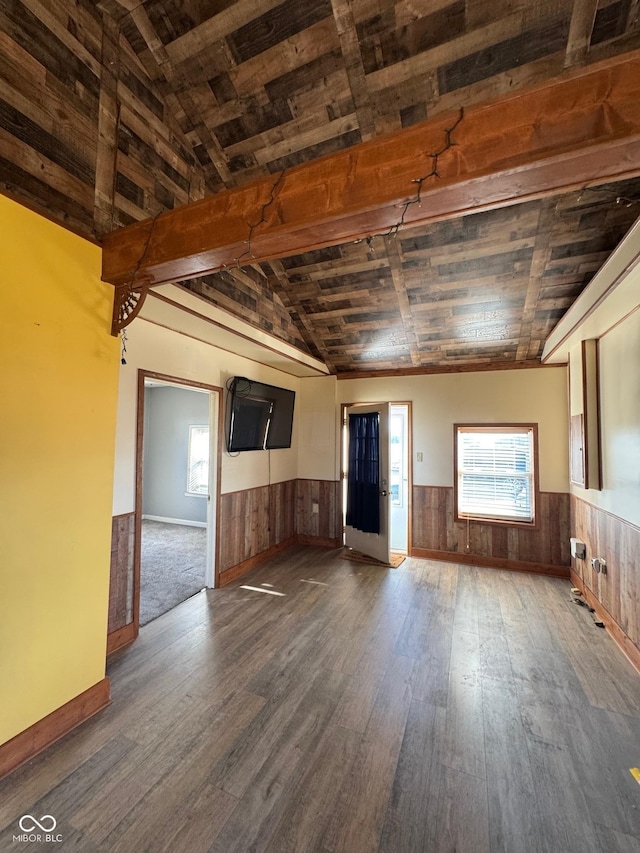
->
xmin=219 ymin=480 xmax=300 ymax=575
xmin=271 ymin=479 xmax=296 ymax=544
xmin=108 ymin=512 xmax=135 ymax=634
xmin=296 ymin=479 xmax=342 ymax=544
xmin=219 ymin=485 xmax=270 ymax=573
xmin=571 ymin=495 xmax=640 ymax=656
xmin=219 ymin=479 xmax=341 ymax=579
xmin=412 ymin=485 xmax=570 ymax=571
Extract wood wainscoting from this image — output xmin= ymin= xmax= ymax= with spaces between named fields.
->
xmin=296 ymin=479 xmax=342 ymax=547
xmin=571 ymin=495 xmax=640 ymax=670
xmin=109 ymin=482 xmax=341 ymax=604
xmin=219 ymin=480 xmax=297 ymax=576
xmin=412 ymin=486 xmax=570 ymax=576
xmin=107 ymin=513 xmax=136 ymax=654
xmin=219 ymin=479 xmax=341 ymax=585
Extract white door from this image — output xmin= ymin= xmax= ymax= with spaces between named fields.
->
xmin=344 ymin=402 xmax=391 ymax=564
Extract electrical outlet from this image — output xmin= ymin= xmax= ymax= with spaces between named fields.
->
xmin=570 ymin=538 xmax=586 ymax=559
xmin=312 ymin=501 xmax=319 ymax=515
xmin=417 ymin=452 xmax=423 ymax=462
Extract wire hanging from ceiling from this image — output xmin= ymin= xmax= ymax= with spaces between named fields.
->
xmin=224 ymin=169 xmax=287 ymax=270
xmin=384 ymin=107 xmax=464 ymax=238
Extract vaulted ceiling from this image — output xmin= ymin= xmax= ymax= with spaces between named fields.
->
xmin=102 ymin=0 xmax=638 ymax=191
xmin=180 ymin=181 xmax=640 ymax=371
xmin=2 ymin=0 xmax=640 ymax=374
xmin=99 ymin=0 xmax=640 ymax=373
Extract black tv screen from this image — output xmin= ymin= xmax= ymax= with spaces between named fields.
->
xmin=227 ymin=377 xmax=295 ymax=451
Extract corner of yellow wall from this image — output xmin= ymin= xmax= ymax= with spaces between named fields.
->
xmin=0 ymin=195 xmax=120 ymax=744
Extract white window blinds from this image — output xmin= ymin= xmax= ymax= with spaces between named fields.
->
xmin=457 ymin=427 xmax=535 ymax=523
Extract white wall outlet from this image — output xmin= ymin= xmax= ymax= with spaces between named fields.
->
xmin=417 ymin=452 xmax=424 ymax=462
xmin=312 ymin=501 xmax=319 ymax=515
xmin=570 ymin=538 xmax=586 ymax=559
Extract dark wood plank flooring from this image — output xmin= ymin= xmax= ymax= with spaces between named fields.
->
xmin=2 ymin=546 xmax=640 ymax=852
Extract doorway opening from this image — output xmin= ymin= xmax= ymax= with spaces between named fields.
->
xmin=390 ymin=404 xmax=410 ymax=553
xmin=341 ymin=401 xmax=411 ymax=563
xmin=137 ymin=373 xmax=221 ymax=627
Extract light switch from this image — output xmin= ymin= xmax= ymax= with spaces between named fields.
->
xmin=417 ymin=452 xmax=424 ymax=462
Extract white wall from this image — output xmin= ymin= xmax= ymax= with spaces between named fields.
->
xmin=112 ymin=318 xmax=300 ymax=515
xmin=337 ymin=367 xmax=569 ymax=491
xmin=114 ymin=323 xmax=571 ymax=518
xmin=297 ymin=376 xmax=339 ymax=480
xmin=570 ymin=309 xmax=640 ymax=526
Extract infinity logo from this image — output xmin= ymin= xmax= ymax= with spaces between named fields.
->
xmin=19 ymin=815 xmax=57 ymax=832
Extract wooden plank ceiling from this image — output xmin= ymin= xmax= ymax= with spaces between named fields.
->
xmin=181 ymin=180 xmax=640 ymax=372
xmin=112 ymin=0 xmax=638 ymax=190
xmin=1 ymin=0 xmax=639 ymax=372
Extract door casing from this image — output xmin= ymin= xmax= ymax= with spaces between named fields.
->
xmin=341 ymin=401 xmax=412 ymax=561
xmin=107 ymin=369 xmax=223 ymax=654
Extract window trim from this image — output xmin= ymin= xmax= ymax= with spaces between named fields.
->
xmin=186 ymin=424 xmax=210 ymax=497
xmin=453 ymin=423 xmax=539 ymax=528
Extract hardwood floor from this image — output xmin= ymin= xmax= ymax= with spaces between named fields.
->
xmin=2 ymin=546 xmax=640 ymax=852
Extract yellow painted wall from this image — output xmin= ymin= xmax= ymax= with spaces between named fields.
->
xmin=0 ymin=195 xmax=119 ymax=744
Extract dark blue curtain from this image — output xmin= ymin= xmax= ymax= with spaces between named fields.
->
xmin=346 ymin=412 xmax=380 ymax=534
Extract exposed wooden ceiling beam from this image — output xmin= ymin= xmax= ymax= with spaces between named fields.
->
xmin=516 ymin=202 xmax=557 ymax=361
xmin=126 ymin=5 xmax=234 ymax=188
xmin=330 ymin=0 xmax=376 ymax=141
xmin=102 ymin=51 xmax=640 ymax=289
xmin=564 ymin=0 xmax=599 ymax=68
xmin=383 ymin=235 xmax=422 ymax=366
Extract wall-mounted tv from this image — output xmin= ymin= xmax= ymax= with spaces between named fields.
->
xmin=226 ymin=377 xmax=295 ymax=452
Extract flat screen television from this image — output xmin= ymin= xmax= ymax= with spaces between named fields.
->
xmin=226 ymin=377 xmax=295 ymax=451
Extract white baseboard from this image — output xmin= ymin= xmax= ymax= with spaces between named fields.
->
xmin=142 ymin=515 xmax=207 ymax=528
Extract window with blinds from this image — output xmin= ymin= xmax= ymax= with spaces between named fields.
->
xmin=455 ymin=426 xmax=536 ymax=523
xmin=187 ymin=425 xmax=209 ymax=496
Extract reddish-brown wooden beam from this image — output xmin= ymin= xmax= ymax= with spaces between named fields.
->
xmin=102 ymin=51 xmax=640 ymax=289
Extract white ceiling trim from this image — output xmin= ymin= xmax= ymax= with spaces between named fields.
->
xmin=542 ymin=215 xmax=640 ymax=362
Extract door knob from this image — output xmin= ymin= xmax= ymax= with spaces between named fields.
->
xmin=380 ymin=490 xmax=388 ymax=496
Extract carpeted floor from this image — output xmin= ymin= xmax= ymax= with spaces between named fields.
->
xmin=140 ymin=520 xmax=207 ymax=625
